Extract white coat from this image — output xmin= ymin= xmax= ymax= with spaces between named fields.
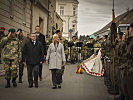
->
xmin=46 ymin=42 xmax=66 ymax=69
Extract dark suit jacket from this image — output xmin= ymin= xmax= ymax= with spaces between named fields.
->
xmin=36 ymin=33 xmax=46 ymax=55
xmin=22 ymin=39 xmax=44 ymax=65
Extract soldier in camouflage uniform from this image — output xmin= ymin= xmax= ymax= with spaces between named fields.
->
xmin=93 ymin=36 xmax=101 ymax=55
xmin=81 ymin=39 xmax=87 ymax=60
xmin=101 ymin=35 xmax=108 ymax=77
xmin=0 ymin=27 xmax=6 ymax=64
xmin=0 ymin=28 xmax=20 ymax=88
xmin=86 ymin=35 xmax=94 ymax=58
xmin=114 ymin=32 xmax=124 ymax=99
xmin=16 ymin=29 xmax=27 ymax=83
xmin=124 ymin=23 xmax=133 ymax=100
xmin=69 ymin=35 xmax=78 ymax=64
xmin=102 ymin=34 xmax=115 ymax=94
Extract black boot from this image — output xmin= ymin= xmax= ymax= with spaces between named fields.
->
xmin=12 ymin=79 xmax=17 ymax=87
xmin=5 ymin=80 xmax=10 ymax=88
xmin=19 ymin=77 xmax=22 ymax=83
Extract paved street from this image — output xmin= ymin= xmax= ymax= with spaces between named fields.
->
xmin=0 ymin=63 xmax=113 ymax=100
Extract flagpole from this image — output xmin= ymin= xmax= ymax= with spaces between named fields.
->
xmin=112 ymin=0 xmax=116 ymax=99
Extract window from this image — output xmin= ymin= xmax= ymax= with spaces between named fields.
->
xmin=39 ymin=17 xmax=44 ymax=33
xmin=73 ymin=25 xmax=75 ymax=27
xmin=60 ymin=6 xmax=64 ymax=15
xmin=23 ymin=0 xmax=26 ymax=24
xmin=73 ymin=7 xmax=76 ymax=16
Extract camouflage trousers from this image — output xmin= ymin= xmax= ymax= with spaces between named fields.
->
xmin=65 ymin=50 xmax=69 ymax=62
xmin=70 ymin=49 xmax=78 ymax=62
xmin=19 ymin=61 xmax=24 ymax=79
xmin=3 ymin=59 xmax=18 ymax=80
xmin=118 ymin=67 xmax=127 ymax=97
xmin=125 ymin=63 xmax=133 ymax=100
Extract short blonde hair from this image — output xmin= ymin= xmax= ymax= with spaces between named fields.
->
xmin=53 ymin=34 xmax=58 ymax=39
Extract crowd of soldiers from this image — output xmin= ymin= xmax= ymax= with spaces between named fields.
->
xmin=102 ymin=23 xmax=133 ymax=100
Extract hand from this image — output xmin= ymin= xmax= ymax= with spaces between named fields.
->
xmin=23 ymin=62 xmax=26 ymax=65
xmin=7 ymin=32 xmax=12 ymax=37
xmin=40 ymin=61 xmax=42 ymax=64
xmin=16 ymin=31 xmax=20 ymax=35
xmin=46 ymin=60 xmax=48 ymax=64
xmin=18 ymin=59 xmax=21 ymax=63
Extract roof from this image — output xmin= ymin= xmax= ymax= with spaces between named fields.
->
xmin=94 ymin=9 xmax=133 ymax=36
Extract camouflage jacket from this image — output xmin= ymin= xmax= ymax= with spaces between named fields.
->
xmin=0 ymin=36 xmax=20 ymax=60
xmin=17 ymin=35 xmax=28 ymax=59
xmin=125 ymin=37 xmax=133 ymax=61
xmin=0 ymin=32 xmax=5 ymax=40
xmin=59 ymin=37 xmax=68 ymax=51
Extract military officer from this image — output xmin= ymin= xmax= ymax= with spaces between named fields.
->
xmin=86 ymin=35 xmax=94 ymax=59
xmin=0 ymin=28 xmax=20 ymax=88
xmin=93 ymin=36 xmax=101 ymax=55
xmin=124 ymin=23 xmax=133 ymax=100
xmin=69 ymin=35 xmax=78 ymax=64
xmin=81 ymin=37 xmax=87 ymax=60
xmin=16 ymin=29 xmax=27 ymax=83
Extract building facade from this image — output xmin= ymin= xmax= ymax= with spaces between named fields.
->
xmin=56 ymin=0 xmax=79 ymax=40
xmin=0 ymin=0 xmax=63 ymax=37
xmin=32 ymin=0 xmax=49 ymax=35
xmin=47 ymin=0 xmax=63 ymax=37
xmin=0 ymin=0 xmax=32 ymax=35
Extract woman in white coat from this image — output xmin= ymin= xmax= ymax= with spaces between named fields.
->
xmin=46 ymin=34 xmax=66 ymax=89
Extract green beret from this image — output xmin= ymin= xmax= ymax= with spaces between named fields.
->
xmin=119 ymin=32 xmax=123 ymax=36
xmin=8 ymin=28 xmax=16 ymax=33
xmin=72 ymin=35 xmax=76 ymax=38
xmin=130 ymin=23 xmax=133 ymax=28
xmin=87 ymin=35 xmax=90 ymax=37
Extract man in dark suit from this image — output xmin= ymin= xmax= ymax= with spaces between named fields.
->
xmin=35 ymin=26 xmax=46 ymax=81
xmin=22 ymin=33 xmax=44 ymax=88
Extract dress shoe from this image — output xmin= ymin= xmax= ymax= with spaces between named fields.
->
xmin=35 ymin=83 xmax=39 ymax=88
xmin=28 ymin=84 xmax=33 ymax=88
xmin=13 ymin=82 xmax=17 ymax=87
xmin=39 ymin=77 xmax=42 ymax=81
xmin=58 ymin=84 xmax=61 ymax=88
xmin=12 ymin=79 xmax=17 ymax=87
xmin=19 ymin=79 xmax=22 ymax=83
xmin=52 ymin=85 xmax=57 ymax=89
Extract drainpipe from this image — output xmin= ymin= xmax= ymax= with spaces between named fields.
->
xmin=30 ymin=0 xmax=33 ymax=34
xmin=47 ymin=0 xmax=50 ymax=36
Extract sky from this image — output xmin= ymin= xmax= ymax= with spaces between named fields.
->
xmin=77 ymin=0 xmax=133 ymax=36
